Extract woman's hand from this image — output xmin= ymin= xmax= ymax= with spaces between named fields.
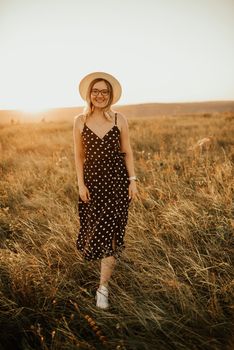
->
xmin=128 ymin=180 xmax=138 ymax=200
xmin=79 ymin=184 xmax=91 ymax=203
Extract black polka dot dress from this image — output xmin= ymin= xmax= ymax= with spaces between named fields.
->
xmin=76 ymin=113 xmax=131 ymax=261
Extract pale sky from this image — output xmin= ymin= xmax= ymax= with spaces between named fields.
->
xmin=0 ymin=0 xmax=234 ymax=111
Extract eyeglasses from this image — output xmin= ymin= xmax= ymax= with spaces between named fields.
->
xmin=91 ymin=89 xmax=110 ymax=97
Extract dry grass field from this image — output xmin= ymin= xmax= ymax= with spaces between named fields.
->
xmin=0 ymin=112 xmax=233 ymax=350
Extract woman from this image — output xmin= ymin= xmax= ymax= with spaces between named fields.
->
xmin=73 ymin=72 xmax=138 ymax=309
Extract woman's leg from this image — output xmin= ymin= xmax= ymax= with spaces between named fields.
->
xmin=96 ymin=256 xmax=116 ymax=309
xmin=100 ymin=256 xmax=116 ymax=287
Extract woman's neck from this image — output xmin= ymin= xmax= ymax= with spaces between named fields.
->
xmin=91 ymin=108 xmax=112 ymax=120
xmin=91 ymin=112 xmax=104 ymax=120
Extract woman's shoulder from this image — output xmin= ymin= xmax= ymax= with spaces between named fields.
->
xmin=74 ymin=113 xmax=85 ymax=123
xmin=112 ymin=110 xmax=127 ymax=122
xmin=115 ymin=111 xmax=128 ymax=130
xmin=73 ymin=114 xmax=85 ymax=133
xmin=74 ymin=113 xmax=85 ymax=125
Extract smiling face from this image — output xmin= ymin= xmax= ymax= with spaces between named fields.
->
xmin=90 ymin=80 xmax=111 ymax=109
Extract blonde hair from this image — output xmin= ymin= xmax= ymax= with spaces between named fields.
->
xmin=81 ymin=78 xmax=114 ymax=123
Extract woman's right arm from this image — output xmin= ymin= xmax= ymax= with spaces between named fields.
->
xmin=73 ymin=116 xmax=90 ymax=202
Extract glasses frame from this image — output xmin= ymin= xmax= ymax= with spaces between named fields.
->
xmin=91 ymin=89 xmax=110 ymax=97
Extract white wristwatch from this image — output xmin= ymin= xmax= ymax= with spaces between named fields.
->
xmin=129 ymin=176 xmax=137 ymax=181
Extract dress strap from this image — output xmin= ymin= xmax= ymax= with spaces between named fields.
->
xmin=83 ymin=115 xmax=86 ymax=126
xmin=115 ymin=112 xmax=117 ymax=125
xmin=82 ymin=115 xmax=86 ymax=134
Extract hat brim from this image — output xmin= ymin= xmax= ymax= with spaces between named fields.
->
xmin=78 ymin=72 xmax=122 ymax=105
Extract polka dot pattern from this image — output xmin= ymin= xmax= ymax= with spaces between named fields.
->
xmin=76 ymin=113 xmax=131 ymax=261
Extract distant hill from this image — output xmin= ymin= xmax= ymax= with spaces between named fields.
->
xmin=0 ymin=101 xmax=234 ymax=124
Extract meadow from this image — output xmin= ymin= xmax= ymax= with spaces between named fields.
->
xmin=0 ymin=112 xmax=233 ymax=350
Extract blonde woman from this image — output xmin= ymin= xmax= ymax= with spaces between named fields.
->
xmin=73 ymin=72 xmax=137 ymax=309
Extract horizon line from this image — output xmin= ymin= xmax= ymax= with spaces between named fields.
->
xmin=0 ymin=99 xmax=234 ymax=112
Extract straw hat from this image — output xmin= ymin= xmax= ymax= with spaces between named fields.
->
xmin=78 ymin=71 xmax=122 ymax=104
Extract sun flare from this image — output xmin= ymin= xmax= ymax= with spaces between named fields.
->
xmin=20 ymin=105 xmax=48 ymax=114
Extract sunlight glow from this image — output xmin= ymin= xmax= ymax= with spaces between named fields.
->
xmin=20 ymin=106 xmax=48 ymax=114
xmin=19 ymin=105 xmax=49 ymax=121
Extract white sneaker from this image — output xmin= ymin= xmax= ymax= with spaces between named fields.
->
xmin=96 ymin=285 xmax=109 ymax=309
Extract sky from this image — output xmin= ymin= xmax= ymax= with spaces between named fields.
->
xmin=0 ymin=0 xmax=234 ymax=111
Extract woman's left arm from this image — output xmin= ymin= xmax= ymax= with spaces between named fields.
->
xmin=119 ymin=113 xmax=138 ymax=199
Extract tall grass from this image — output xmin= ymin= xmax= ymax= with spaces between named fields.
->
xmin=0 ymin=114 xmax=233 ymax=349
